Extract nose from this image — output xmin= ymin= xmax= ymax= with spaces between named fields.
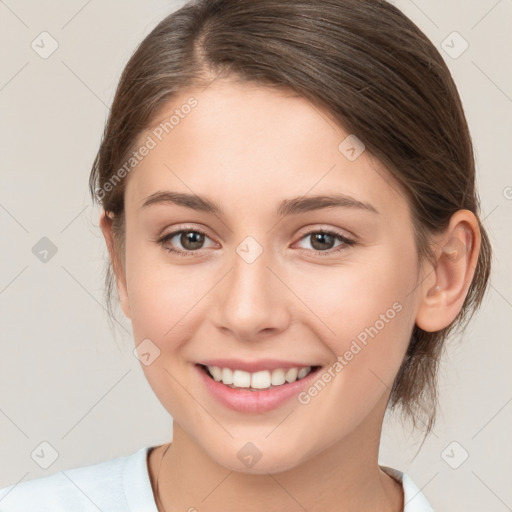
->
xmin=212 ymin=243 xmax=291 ymax=342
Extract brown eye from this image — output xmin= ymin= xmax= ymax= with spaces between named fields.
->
xmin=158 ymin=228 xmax=216 ymax=256
xmin=178 ymin=231 xmax=205 ymax=250
xmin=295 ymin=230 xmax=355 ymax=256
xmin=309 ymin=232 xmax=337 ymax=251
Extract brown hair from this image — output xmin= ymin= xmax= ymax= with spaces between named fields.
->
xmin=89 ymin=0 xmax=492 ymax=435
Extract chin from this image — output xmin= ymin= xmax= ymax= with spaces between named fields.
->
xmin=205 ymin=439 xmax=310 ymax=475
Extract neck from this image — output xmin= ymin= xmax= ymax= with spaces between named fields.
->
xmin=151 ymin=412 xmax=403 ymax=512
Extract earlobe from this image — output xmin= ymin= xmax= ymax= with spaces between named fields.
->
xmin=415 ymin=210 xmax=481 ymax=333
xmin=99 ymin=210 xmax=131 ymax=319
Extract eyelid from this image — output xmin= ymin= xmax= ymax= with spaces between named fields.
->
xmin=295 ymin=223 xmax=356 ymax=241
xmin=157 ymin=225 xmax=353 ymax=243
xmin=156 ymin=225 xmax=217 ymax=246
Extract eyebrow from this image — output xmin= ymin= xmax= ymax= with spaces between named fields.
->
xmin=141 ymin=191 xmax=379 ymax=216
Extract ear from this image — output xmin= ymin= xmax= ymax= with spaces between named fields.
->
xmin=415 ymin=209 xmax=481 ymax=332
xmin=99 ymin=210 xmax=131 ymax=319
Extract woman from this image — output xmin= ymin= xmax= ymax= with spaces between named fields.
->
xmin=0 ymin=0 xmax=491 ymax=510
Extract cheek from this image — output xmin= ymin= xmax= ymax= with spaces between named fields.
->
xmin=289 ymin=249 xmax=417 ymax=397
xmin=128 ymin=269 xmax=206 ymax=348
xmin=124 ymin=232 xmax=208 ymax=342
xmin=124 ymin=245 xmax=210 ymax=416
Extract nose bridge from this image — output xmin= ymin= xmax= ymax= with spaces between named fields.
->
xmin=212 ymin=236 xmax=290 ymax=340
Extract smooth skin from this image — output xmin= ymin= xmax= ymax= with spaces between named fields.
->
xmin=100 ymin=78 xmax=481 ymax=512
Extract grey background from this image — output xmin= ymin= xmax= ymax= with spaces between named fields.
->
xmin=0 ymin=1 xmax=511 ymax=510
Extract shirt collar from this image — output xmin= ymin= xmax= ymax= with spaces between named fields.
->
xmin=380 ymin=465 xmax=434 ymax=511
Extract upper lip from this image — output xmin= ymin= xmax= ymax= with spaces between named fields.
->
xmin=198 ymin=359 xmax=319 ymax=373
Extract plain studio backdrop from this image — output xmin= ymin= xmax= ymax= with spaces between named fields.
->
xmin=0 ymin=1 xmax=511 ymax=510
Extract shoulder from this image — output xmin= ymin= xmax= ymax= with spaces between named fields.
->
xmin=0 ymin=446 xmax=156 ymax=512
xmin=380 ymin=465 xmax=434 ymax=512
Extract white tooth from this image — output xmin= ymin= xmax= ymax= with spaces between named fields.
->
xmin=232 ymin=369 xmax=251 ymax=388
xmin=208 ymin=366 xmax=222 ymax=381
xmin=285 ymin=367 xmax=298 ymax=383
xmin=271 ymin=368 xmax=286 ymax=386
xmin=221 ymin=367 xmax=233 ymax=385
xmin=251 ymin=370 xmax=272 ymax=389
xmin=297 ymin=367 xmax=312 ymax=379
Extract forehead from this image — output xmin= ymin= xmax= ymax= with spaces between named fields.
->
xmin=125 ymin=79 xmax=408 ymax=218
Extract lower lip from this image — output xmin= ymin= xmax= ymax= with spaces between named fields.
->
xmin=196 ymin=364 xmax=321 ymax=413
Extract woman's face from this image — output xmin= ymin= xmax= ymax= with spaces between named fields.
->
xmin=114 ymin=79 xmax=424 ymax=473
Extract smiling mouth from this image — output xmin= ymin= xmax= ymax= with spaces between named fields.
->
xmin=198 ymin=364 xmax=321 ymax=391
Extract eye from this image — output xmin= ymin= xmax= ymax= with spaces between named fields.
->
xmin=156 ymin=228 xmax=217 ymax=256
xmin=295 ymin=230 xmax=355 ymax=256
xmin=155 ymin=227 xmax=355 ymax=258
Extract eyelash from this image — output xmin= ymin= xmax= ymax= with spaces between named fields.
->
xmin=155 ymin=226 xmax=356 ymax=258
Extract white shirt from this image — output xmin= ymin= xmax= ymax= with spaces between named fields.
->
xmin=0 ymin=447 xmax=433 ymax=511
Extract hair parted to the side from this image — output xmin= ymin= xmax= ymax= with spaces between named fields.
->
xmin=89 ymin=0 xmax=492 ymax=435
